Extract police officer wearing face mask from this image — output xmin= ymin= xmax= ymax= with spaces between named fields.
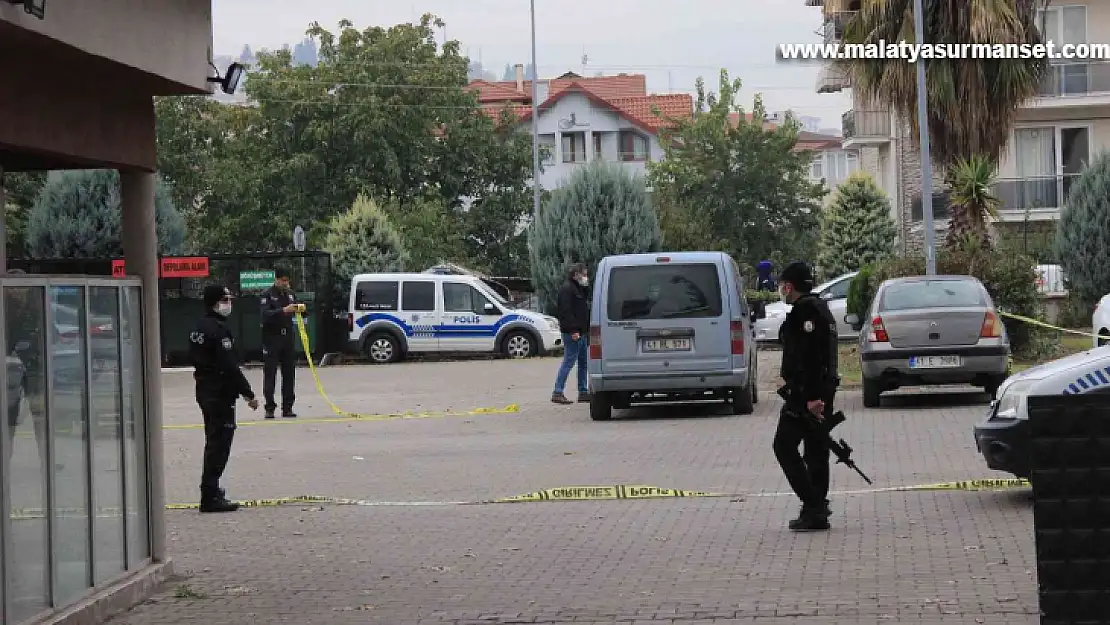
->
xmin=774 ymin=261 xmax=839 ymax=532
xmin=260 ymin=267 xmax=301 ymax=419
xmin=190 ymin=285 xmax=258 ymax=513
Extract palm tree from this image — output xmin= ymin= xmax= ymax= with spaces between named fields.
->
xmin=838 ymin=0 xmax=1050 ymax=168
xmin=945 ymin=155 xmax=1002 ymax=249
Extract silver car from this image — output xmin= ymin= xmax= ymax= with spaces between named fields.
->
xmin=846 ymin=275 xmax=1011 ymax=407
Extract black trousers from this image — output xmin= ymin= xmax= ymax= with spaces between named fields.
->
xmin=772 ymin=398 xmax=832 ymax=509
xmin=199 ymin=399 xmax=237 ymax=498
xmin=262 ymin=336 xmax=296 ymax=412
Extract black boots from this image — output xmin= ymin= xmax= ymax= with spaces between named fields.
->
xmin=788 ymin=500 xmax=832 ymax=532
xmin=199 ymin=488 xmax=239 ymax=513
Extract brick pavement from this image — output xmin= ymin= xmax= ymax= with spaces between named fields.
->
xmin=104 ymin=350 xmax=1038 ymax=624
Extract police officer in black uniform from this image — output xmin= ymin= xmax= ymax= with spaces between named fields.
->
xmin=259 ymin=267 xmax=300 ymax=419
xmin=773 ymin=261 xmax=839 ymax=532
xmin=190 ymin=285 xmax=258 ymax=513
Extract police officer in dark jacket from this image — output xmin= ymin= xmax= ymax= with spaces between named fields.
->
xmin=190 ymin=285 xmax=258 ymax=513
xmin=773 ymin=261 xmax=839 ymax=532
xmin=4 ymin=270 xmax=53 ymax=470
xmin=259 ymin=267 xmax=301 ymax=419
xmin=551 ymin=263 xmax=591 ymax=404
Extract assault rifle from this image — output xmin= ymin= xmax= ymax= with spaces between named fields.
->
xmin=776 ymin=386 xmax=873 ymax=485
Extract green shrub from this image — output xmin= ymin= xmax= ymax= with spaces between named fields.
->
xmin=816 ymin=172 xmax=896 ymax=280
xmin=846 ymin=264 xmax=873 ymax=317
xmin=322 ymin=194 xmax=409 ymax=313
xmin=1055 ymin=150 xmax=1110 ymax=303
xmin=744 ymin=289 xmax=779 ymax=306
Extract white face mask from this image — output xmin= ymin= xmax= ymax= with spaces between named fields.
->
xmin=577 ymin=276 xmax=589 ymax=287
xmin=216 ymin=302 xmax=233 ymax=317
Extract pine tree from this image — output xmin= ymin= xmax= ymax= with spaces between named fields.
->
xmin=26 ymin=170 xmax=186 ymax=258
xmin=815 ymin=171 xmax=897 ymax=279
xmin=323 ymin=194 xmax=409 ymax=280
xmin=1055 ymin=150 xmax=1110 ymax=303
xmin=529 ymin=160 xmax=662 ymax=313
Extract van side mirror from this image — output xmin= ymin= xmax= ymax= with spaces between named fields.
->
xmin=844 ymin=313 xmax=862 ymax=331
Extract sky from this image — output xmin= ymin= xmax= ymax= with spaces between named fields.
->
xmin=212 ymin=0 xmax=852 ymax=128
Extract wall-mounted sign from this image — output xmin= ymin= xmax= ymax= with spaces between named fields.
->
xmin=112 ymin=257 xmax=210 ymax=278
xmin=240 ymin=270 xmax=275 ymax=291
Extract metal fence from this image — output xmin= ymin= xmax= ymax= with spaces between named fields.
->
xmin=8 ymin=252 xmax=334 ymax=366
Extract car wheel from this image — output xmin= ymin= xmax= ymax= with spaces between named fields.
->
xmin=862 ymin=377 xmax=882 ymax=408
xmin=365 ymin=333 xmax=401 ymax=364
xmin=502 ymin=331 xmax=535 ymax=359
xmin=590 ymin=392 xmax=613 ymax=421
xmin=731 ymin=379 xmax=755 ymax=415
xmin=612 ymin=393 xmax=632 ymax=410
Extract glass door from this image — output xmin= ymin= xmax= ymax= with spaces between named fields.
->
xmin=1059 ymin=126 xmax=1090 ymax=204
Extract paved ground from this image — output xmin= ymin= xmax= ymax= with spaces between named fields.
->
xmin=106 ymin=349 xmax=1039 ymax=624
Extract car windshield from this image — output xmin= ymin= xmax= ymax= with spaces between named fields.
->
xmin=880 ymin=280 xmax=984 ymax=311
xmin=606 ymin=263 xmax=722 ymax=321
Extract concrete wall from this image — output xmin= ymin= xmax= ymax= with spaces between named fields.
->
xmin=0 ymin=0 xmax=213 ymax=94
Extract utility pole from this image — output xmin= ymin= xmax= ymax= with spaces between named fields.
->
xmin=913 ymin=0 xmax=936 ymax=275
xmin=530 ymin=0 xmax=541 ymax=220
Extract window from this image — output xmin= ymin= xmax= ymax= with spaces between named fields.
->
xmin=443 ymin=282 xmax=495 ymax=314
xmin=911 ymin=191 xmax=952 ymax=221
xmin=1038 ymin=6 xmax=1088 ymax=95
xmin=821 ymin=277 xmax=852 ymax=301
xmin=401 ymin=281 xmax=435 ymax=311
xmin=846 ymin=150 xmax=859 ymax=175
xmin=539 ymin=134 xmax=556 ymax=165
xmin=561 ymin=132 xmax=586 ymax=163
xmin=619 ymin=131 xmax=649 ymax=161
xmin=879 ymin=280 xmax=985 ymax=311
xmin=354 ymin=281 xmax=398 ymax=311
xmin=593 ymin=133 xmax=603 ymax=159
xmin=811 ymin=155 xmax=824 ymax=179
xmin=1010 ymin=125 xmax=1090 ymax=210
xmin=606 ymin=264 xmax=723 ymax=321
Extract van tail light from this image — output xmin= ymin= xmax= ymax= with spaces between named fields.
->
xmin=347 ymin=313 xmax=354 ymax=332
xmin=730 ymin=321 xmax=745 ymax=354
xmin=868 ymin=316 xmax=889 ymax=343
xmin=588 ymin=325 xmax=602 ymax=359
xmin=980 ymin=310 xmax=1003 ymax=338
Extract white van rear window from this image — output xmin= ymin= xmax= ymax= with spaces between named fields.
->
xmin=607 ymin=264 xmax=723 ymax=321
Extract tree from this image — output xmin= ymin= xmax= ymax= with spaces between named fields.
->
xmin=2 ymin=172 xmax=46 ymax=257
xmin=945 ymin=155 xmax=1002 ymax=249
xmin=323 ymin=194 xmax=409 ymax=282
xmin=649 ymin=70 xmax=825 ymax=273
xmin=529 ymin=161 xmax=661 ymax=313
xmin=1055 ymin=150 xmax=1110 ymax=304
xmin=839 ymin=0 xmax=1048 ymax=169
xmin=26 ymin=170 xmax=186 ymax=258
xmin=816 ymin=172 xmax=896 ymax=279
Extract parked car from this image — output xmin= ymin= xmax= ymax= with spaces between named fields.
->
xmin=346 ymin=273 xmax=563 ymax=363
xmin=1094 ymin=292 xmax=1110 ymax=349
xmin=974 ymin=344 xmax=1110 ymax=479
xmin=586 ymin=251 xmax=765 ymax=421
xmin=846 ymin=275 xmax=1011 ymax=407
xmin=753 ymin=271 xmax=859 ymax=343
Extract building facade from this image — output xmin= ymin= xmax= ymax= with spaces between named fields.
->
xmin=470 ymin=70 xmax=693 ymax=189
xmin=810 ymin=0 xmax=1108 ymax=255
xmin=1 ymin=2 xmax=218 ymax=623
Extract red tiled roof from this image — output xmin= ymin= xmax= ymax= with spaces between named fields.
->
xmin=795 ymin=130 xmax=843 ymax=151
xmin=480 ymin=83 xmax=690 ymax=134
xmin=468 ymin=73 xmax=648 ymax=103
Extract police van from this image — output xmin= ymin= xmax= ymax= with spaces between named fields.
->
xmin=974 ymin=344 xmax=1110 ymax=478
xmin=347 ymin=273 xmax=563 ymax=363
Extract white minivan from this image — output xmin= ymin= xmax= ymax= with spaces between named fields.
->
xmin=347 ymin=273 xmax=563 ymax=363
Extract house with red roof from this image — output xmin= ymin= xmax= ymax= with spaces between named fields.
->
xmin=469 ymin=67 xmax=694 ymax=189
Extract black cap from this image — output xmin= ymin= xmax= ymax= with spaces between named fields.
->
xmin=203 ymin=285 xmax=231 ymax=308
xmin=274 ymin=266 xmax=291 ymax=280
xmin=778 ymin=261 xmax=815 ymax=291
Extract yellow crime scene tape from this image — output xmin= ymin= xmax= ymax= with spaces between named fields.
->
xmin=163 ymin=313 xmax=519 ymax=430
xmin=999 ymin=311 xmax=1105 ymax=339
xmin=7 ymin=478 xmax=1033 ymax=519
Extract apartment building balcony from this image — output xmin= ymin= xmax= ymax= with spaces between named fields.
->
xmin=816 ymin=65 xmax=850 ymax=94
xmin=992 ymin=174 xmax=1079 ymax=221
xmin=822 ymin=11 xmax=857 ymax=44
xmin=1030 ymin=61 xmax=1110 ymax=109
xmin=842 ymin=109 xmax=891 ymax=147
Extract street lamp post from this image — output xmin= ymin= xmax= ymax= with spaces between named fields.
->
xmin=530 ymin=0 xmax=541 ymax=220
xmin=913 ymin=0 xmax=936 ymax=275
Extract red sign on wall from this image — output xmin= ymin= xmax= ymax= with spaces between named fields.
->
xmin=112 ymin=257 xmax=210 ymax=278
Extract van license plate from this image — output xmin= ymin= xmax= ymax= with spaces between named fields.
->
xmin=643 ymin=338 xmax=691 ymax=352
xmin=909 ymin=355 xmax=961 ymax=369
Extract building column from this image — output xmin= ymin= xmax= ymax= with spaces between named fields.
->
xmin=585 ymin=130 xmax=593 ymax=162
xmin=554 ymin=131 xmax=562 ymax=165
xmin=120 ymin=170 xmax=166 ymax=564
